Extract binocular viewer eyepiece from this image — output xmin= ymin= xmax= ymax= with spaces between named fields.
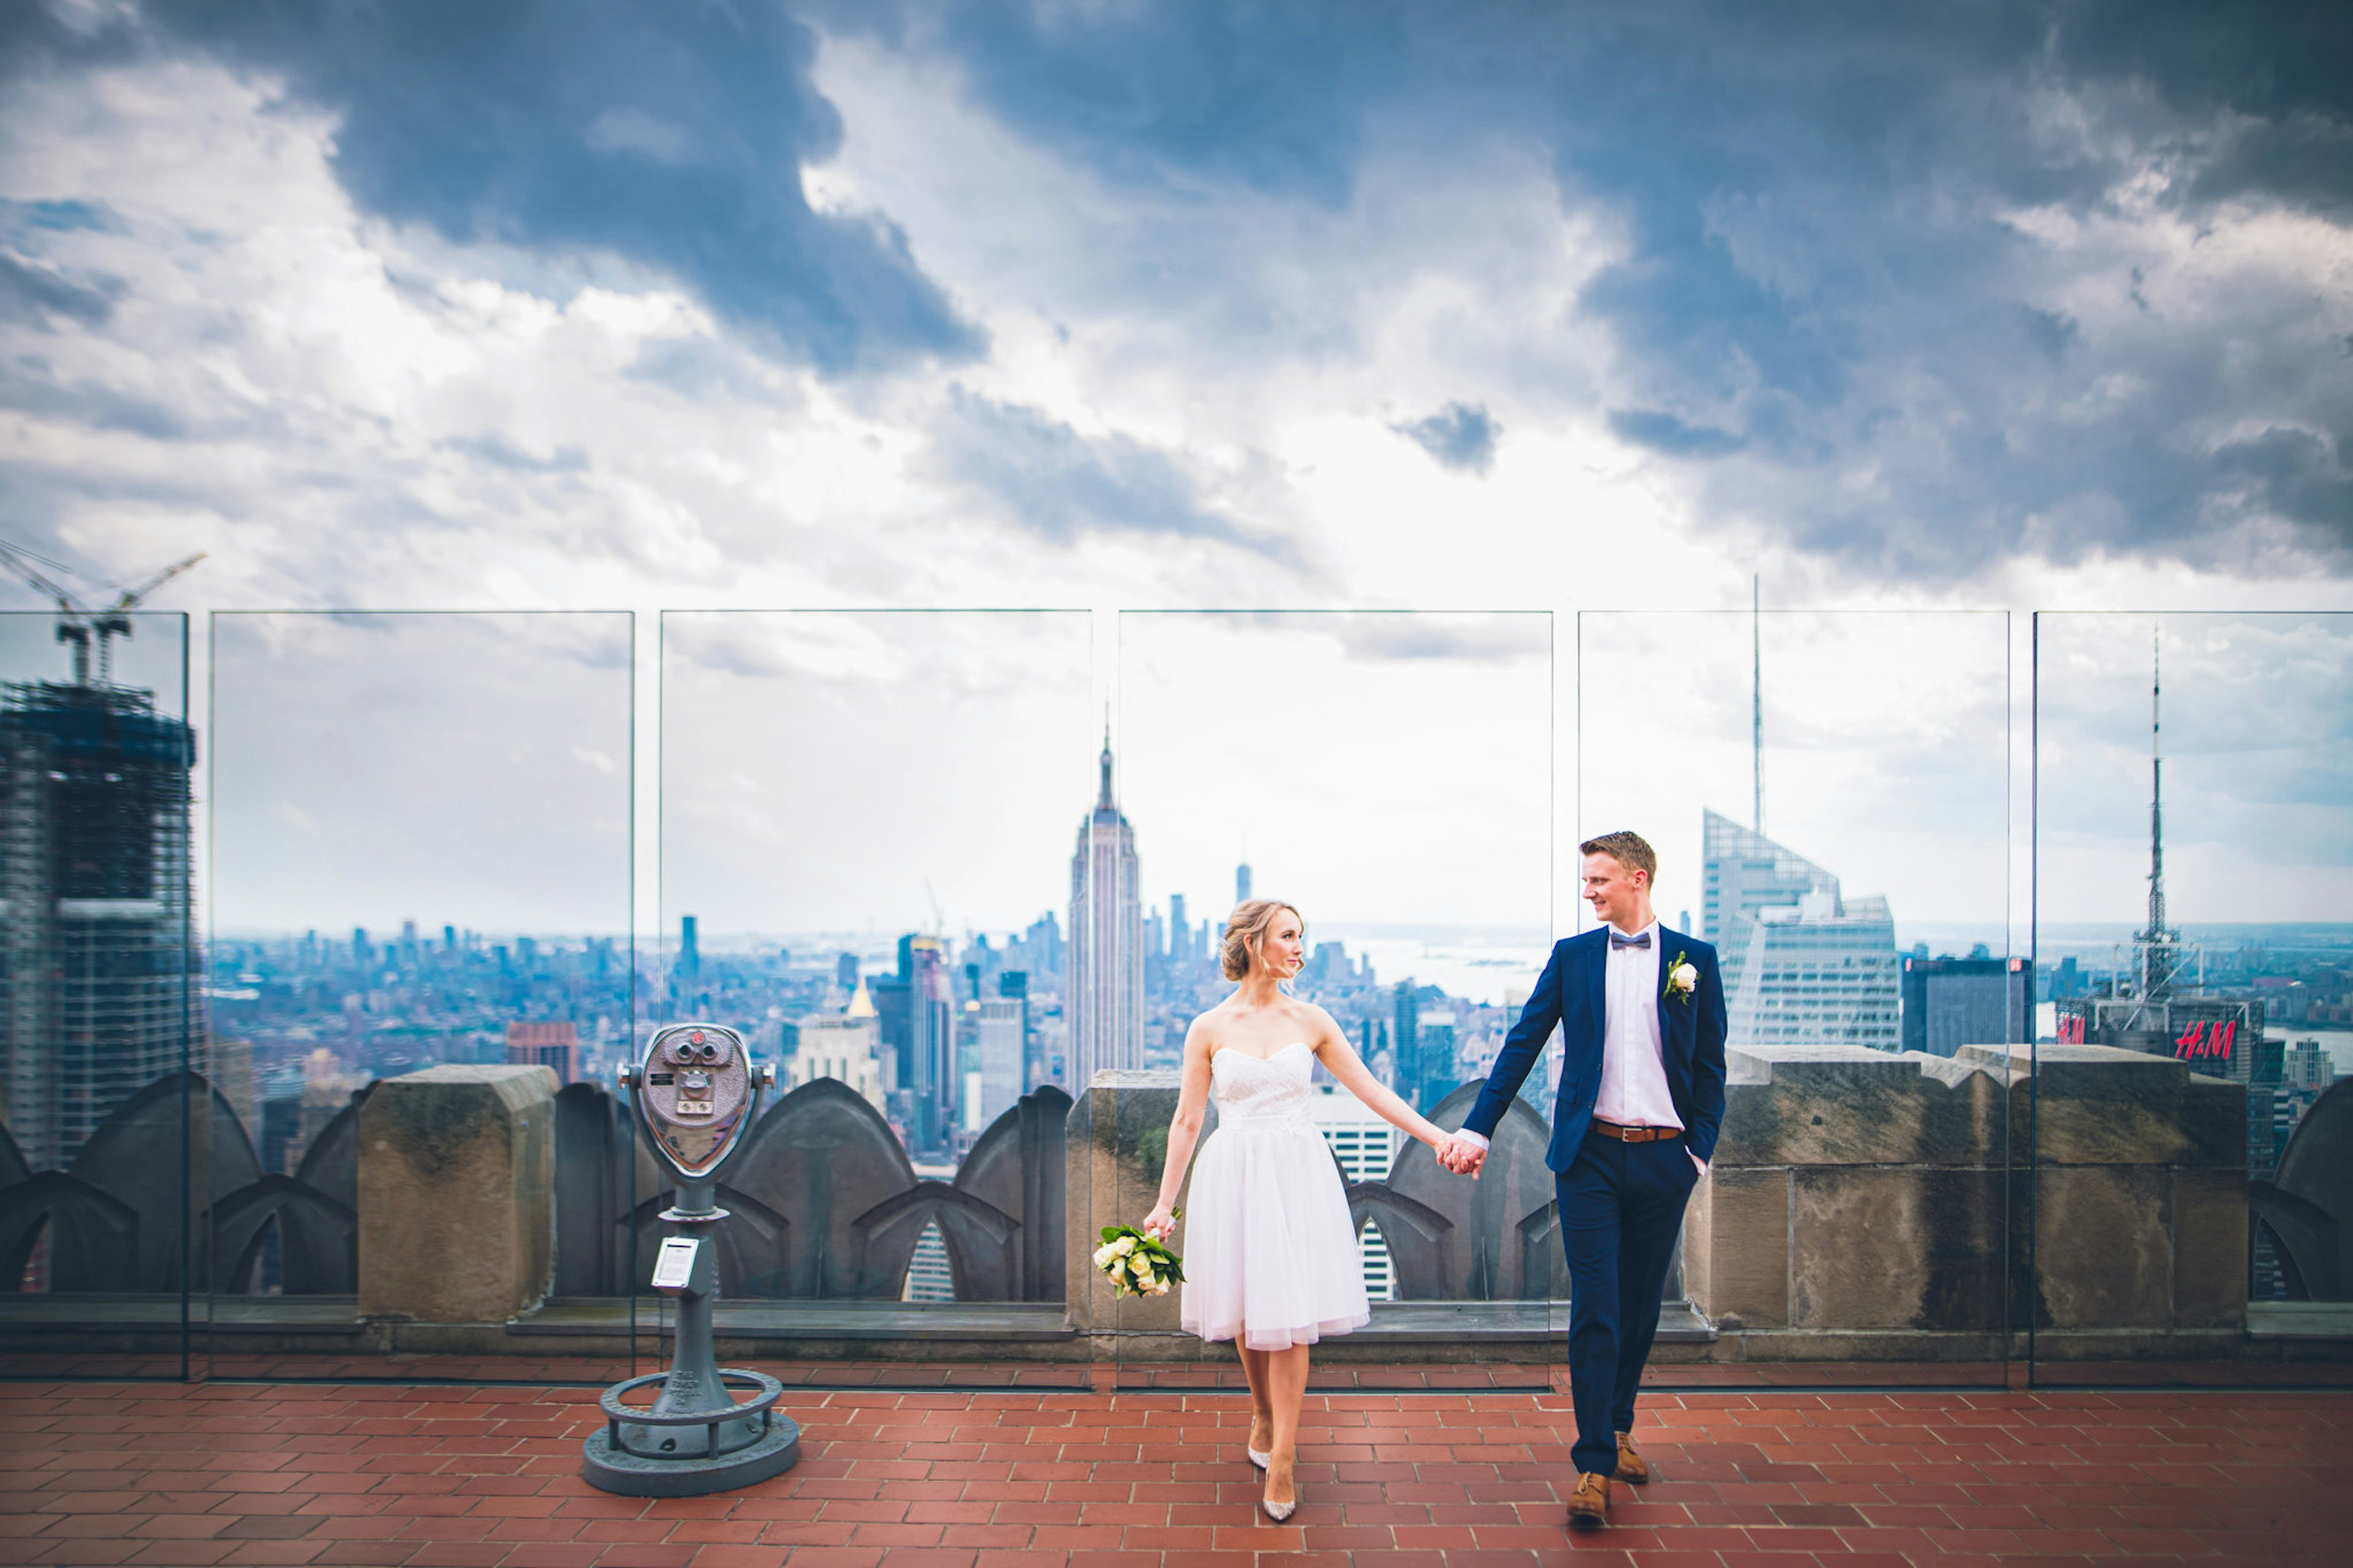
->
xmin=618 ymin=1023 xmax=776 ymax=1184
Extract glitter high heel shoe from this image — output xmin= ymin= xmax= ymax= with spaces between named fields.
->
xmin=1248 ymin=1445 xmax=1270 ymax=1471
xmin=1260 ymin=1482 xmax=1297 ymax=1522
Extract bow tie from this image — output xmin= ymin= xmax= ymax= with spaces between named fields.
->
xmin=1609 ymin=930 xmax=1651 ymax=949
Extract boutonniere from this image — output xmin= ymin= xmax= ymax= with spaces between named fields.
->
xmin=1663 ymin=951 xmax=1698 ymax=1004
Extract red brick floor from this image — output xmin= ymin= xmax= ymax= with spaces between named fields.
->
xmin=1 ymin=1381 xmax=2344 ymax=1566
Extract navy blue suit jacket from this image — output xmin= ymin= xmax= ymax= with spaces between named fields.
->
xmin=1460 ymin=926 xmax=1729 ymax=1172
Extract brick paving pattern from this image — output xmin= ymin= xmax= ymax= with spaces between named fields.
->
xmin=1 ymin=1380 xmax=2343 ymax=1566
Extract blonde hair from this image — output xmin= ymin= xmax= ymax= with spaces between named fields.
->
xmin=1221 ymin=899 xmax=1303 ymax=982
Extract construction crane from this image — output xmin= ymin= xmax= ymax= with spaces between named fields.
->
xmin=0 ymin=539 xmax=205 ymax=686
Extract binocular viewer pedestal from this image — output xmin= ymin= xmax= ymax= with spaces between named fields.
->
xmin=581 ymin=1025 xmax=800 ymax=1497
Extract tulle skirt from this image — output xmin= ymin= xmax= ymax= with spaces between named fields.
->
xmin=1180 ymin=1120 xmax=1372 ymax=1351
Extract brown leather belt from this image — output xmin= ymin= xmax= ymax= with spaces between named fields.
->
xmin=1589 ymin=1119 xmax=1681 ymax=1144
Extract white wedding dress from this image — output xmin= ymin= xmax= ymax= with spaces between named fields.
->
xmin=1181 ymin=1042 xmax=1372 ymax=1351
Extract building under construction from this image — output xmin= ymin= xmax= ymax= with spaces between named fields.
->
xmin=0 ymin=674 xmax=197 ymax=1172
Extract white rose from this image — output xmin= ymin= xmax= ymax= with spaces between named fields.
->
xmin=1112 ymin=1236 xmax=1138 ymax=1257
xmin=1150 ymin=1280 xmax=1170 ymax=1296
xmin=1672 ymin=962 xmax=1698 ymax=991
xmin=1129 ymin=1255 xmax=1151 ymax=1278
xmin=1093 ymin=1244 xmax=1117 ymax=1270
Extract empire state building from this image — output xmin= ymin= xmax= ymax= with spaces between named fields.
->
xmin=1067 ymin=733 xmax=1143 ymax=1089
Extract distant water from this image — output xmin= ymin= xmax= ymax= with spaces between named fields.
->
xmin=1314 ymin=923 xmax=1552 ymax=1007
xmin=2033 ymin=922 xmax=2353 ymax=962
xmin=1900 ymin=922 xmax=2353 ymax=963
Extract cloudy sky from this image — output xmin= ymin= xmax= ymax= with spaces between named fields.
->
xmin=1 ymin=2 xmax=2346 ymax=942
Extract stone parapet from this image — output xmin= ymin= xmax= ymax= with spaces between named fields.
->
xmin=1958 ymin=1042 xmax=2249 ymax=1342
xmin=357 ymin=1064 xmax=558 ymax=1324
xmin=1685 ymin=1042 xmax=2247 ymax=1360
xmin=1063 ymin=1069 xmax=1205 ymax=1352
xmin=1686 ymin=1046 xmax=2010 ymax=1347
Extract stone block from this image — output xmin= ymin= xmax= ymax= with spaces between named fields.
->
xmin=1689 ymin=1167 xmax=1788 ymax=1329
xmin=2172 ymin=1165 xmax=2250 ymax=1331
xmin=358 ymin=1064 xmax=556 ymax=1324
xmin=2031 ymin=1165 xmax=2170 ymax=1330
xmin=1790 ymin=1167 xmax=2003 ymax=1331
xmin=1998 ymin=1043 xmax=2245 ymax=1168
xmin=1716 ymin=1047 xmax=2007 ymax=1167
xmin=1064 ymin=1070 xmax=1203 ymax=1335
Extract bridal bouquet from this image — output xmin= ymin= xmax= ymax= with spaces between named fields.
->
xmin=1095 ymin=1221 xmax=1185 ymax=1297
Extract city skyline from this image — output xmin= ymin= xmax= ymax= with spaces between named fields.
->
xmin=10 ymin=607 xmax=2340 ymax=944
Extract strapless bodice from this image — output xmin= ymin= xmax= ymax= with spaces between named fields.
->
xmin=1210 ymin=1042 xmax=1315 ymax=1129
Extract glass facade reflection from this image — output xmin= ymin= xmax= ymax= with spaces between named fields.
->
xmin=656 ymin=610 xmax=1091 ymax=1385
xmin=1583 ymin=610 xmax=2015 ymax=1387
xmin=1113 ymin=612 xmax=1556 ymax=1389
xmin=204 ymin=612 xmax=634 ymax=1381
xmin=0 ymin=610 xmax=194 ymax=1378
xmin=0 ymin=601 xmax=2340 ymax=1389
xmin=2033 ymin=612 xmax=2353 ymax=1385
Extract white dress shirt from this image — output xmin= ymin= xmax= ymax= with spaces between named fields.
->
xmin=1594 ymin=920 xmax=1681 ymax=1131
xmin=1452 ymin=919 xmax=1694 ymax=1162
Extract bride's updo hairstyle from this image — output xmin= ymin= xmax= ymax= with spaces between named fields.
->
xmin=1222 ymin=898 xmax=1303 ymax=981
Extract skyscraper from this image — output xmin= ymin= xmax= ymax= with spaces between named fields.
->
xmin=1900 ymin=956 xmax=2031 ymax=1057
xmin=1700 ymin=809 xmax=1900 ymax=1050
xmin=0 ymin=675 xmax=196 ymax=1172
xmin=1069 ymin=735 xmax=1143 ymax=1089
xmin=1235 ymin=862 xmax=1252 ymax=905
xmin=905 ymin=936 xmax=955 ymax=1151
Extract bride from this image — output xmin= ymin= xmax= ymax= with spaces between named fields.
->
xmin=1141 ymin=899 xmax=1456 ymax=1520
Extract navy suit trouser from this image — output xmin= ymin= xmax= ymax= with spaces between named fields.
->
xmin=1557 ymin=1131 xmax=1699 ymax=1477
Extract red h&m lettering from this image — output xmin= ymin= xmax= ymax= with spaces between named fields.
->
xmin=2175 ymin=1021 xmax=2207 ymax=1059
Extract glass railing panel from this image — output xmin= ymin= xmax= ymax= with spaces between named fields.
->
xmin=205 ymin=612 xmax=634 ymax=1382
xmin=2032 ymin=611 xmax=2353 ymax=1387
xmin=659 ymin=610 xmax=1093 ymax=1389
xmin=1114 ymin=610 xmax=1556 ymax=1392
xmin=0 ymin=608 xmax=194 ymax=1379
xmin=1582 ymin=609 xmax=2015 ymax=1390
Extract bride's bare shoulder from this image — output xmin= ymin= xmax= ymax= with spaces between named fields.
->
xmin=1185 ymin=1002 xmax=1238 ymax=1049
xmin=1290 ymin=999 xmax=1344 ymax=1043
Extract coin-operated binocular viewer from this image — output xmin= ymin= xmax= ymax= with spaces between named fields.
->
xmin=581 ymin=1023 xmax=799 ymax=1496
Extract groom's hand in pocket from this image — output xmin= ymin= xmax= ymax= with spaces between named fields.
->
xmin=1690 ymin=1151 xmax=1708 ymax=1180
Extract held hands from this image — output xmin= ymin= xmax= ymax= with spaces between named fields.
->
xmin=1434 ymin=1133 xmax=1487 ymax=1180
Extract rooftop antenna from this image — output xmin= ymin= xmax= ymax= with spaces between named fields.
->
xmin=2131 ymin=621 xmax=2183 ymax=1015
xmin=1097 ymin=707 xmax=1115 ymax=809
xmin=1751 ymin=573 xmax=1765 ymax=834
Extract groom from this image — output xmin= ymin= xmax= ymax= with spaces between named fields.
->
xmin=1439 ymin=831 xmax=1726 ymax=1529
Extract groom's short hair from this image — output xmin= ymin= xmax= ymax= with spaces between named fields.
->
xmin=1580 ymin=830 xmax=1656 ymax=885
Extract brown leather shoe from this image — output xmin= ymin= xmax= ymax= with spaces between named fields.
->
xmin=1567 ymin=1471 xmax=1610 ymax=1528
xmin=1613 ymin=1431 xmax=1650 ymax=1483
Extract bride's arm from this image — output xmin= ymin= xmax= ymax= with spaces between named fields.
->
xmin=1312 ymin=1015 xmax=1450 ymax=1151
xmin=1140 ymin=1020 xmax=1214 ymax=1241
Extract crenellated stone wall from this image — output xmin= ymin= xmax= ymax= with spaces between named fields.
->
xmin=0 ymin=1042 xmax=2304 ymax=1367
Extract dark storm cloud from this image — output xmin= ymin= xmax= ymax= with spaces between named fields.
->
xmin=98 ymin=0 xmax=981 ymax=374
xmin=827 ymin=0 xmax=2353 ymax=574
xmin=0 ymin=254 xmax=117 ymax=326
xmin=1393 ymin=402 xmax=1499 ymax=474
xmin=932 ymin=388 xmax=1282 ymax=556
